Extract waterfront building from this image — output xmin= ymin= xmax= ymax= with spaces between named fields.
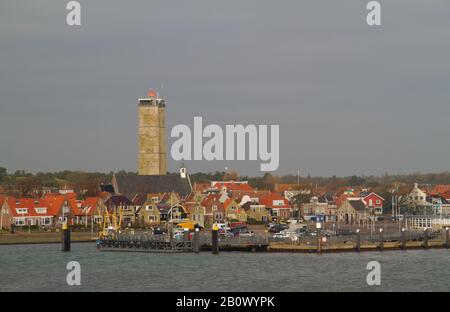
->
xmin=337 ymin=198 xmax=368 ymax=225
xmin=242 ymin=201 xmax=271 ymax=222
xmin=105 ymin=195 xmax=135 ymax=226
xmin=260 ymin=193 xmax=292 ymax=221
xmin=224 ymin=198 xmax=247 ymax=222
xmin=362 ymin=192 xmax=384 ymax=216
xmin=301 ymin=196 xmax=337 ymax=222
xmin=404 ymin=183 xmax=432 ymax=214
xmin=111 ymin=170 xmax=192 ymax=201
xmin=73 ymin=197 xmax=104 ymax=227
xmin=201 ymin=193 xmax=225 ymax=225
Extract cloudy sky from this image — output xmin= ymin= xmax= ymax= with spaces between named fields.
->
xmin=1 ymin=0 xmax=449 ymax=176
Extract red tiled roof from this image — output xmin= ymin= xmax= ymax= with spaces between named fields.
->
xmin=75 ymin=197 xmax=100 ymax=216
xmin=201 ymin=194 xmax=224 ymax=214
xmin=7 ymin=197 xmax=55 ymax=217
xmin=260 ymin=193 xmax=290 ymax=209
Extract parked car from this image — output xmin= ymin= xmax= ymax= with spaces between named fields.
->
xmin=230 ymin=225 xmax=252 ymax=237
xmin=269 ymin=223 xmax=289 ymax=233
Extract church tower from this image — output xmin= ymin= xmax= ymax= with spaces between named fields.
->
xmin=138 ymin=89 xmax=167 ymax=175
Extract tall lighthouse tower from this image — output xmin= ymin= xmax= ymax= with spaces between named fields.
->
xmin=137 ymin=89 xmax=167 ymax=175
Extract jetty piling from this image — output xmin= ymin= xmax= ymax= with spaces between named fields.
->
xmin=194 ymin=228 xmax=200 ymax=253
xmin=445 ymin=228 xmax=449 ymax=248
xmin=316 ymin=222 xmax=322 ymax=255
xmin=61 ymin=223 xmax=71 ymax=252
xmin=378 ymin=228 xmax=384 ymax=251
xmin=355 ymin=229 xmax=361 ymax=252
xmin=423 ymin=228 xmax=428 ymax=249
xmin=401 ymin=228 xmax=406 ymax=250
xmin=212 ymin=226 xmax=219 ymax=254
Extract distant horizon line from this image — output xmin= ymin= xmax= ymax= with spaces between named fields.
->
xmin=2 ymin=167 xmax=450 ymax=179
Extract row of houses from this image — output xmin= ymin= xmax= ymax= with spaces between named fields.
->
xmin=0 ymin=193 xmax=104 ymax=230
xmin=3 ymin=170 xmax=450 ymax=230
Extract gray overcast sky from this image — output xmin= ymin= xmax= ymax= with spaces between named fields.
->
xmin=1 ymin=0 xmax=449 ymax=177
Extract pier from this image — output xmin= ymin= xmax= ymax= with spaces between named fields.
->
xmin=96 ymin=228 xmax=449 ymax=254
xmin=96 ymin=232 xmax=269 ymax=253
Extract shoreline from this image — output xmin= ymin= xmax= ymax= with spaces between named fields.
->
xmin=0 ymin=232 xmax=97 ymax=246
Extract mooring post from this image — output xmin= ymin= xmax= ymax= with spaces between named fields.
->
xmin=212 ymin=225 xmax=219 ymax=255
xmin=194 ymin=228 xmax=200 ymax=253
xmin=61 ymin=222 xmax=71 ymax=252
xmin=401 ymin=228 xmax=406 ymax=250
xmin=445 ymin=227 xmax=449 ymax=249
xmin=316 ymin=222 xmax=322 ymax=255
xmin=355 ymin=229 xmax=360 ymax=252
xmin=423 ymin=228 xmax=428 ymax=249
xmin=379 ymin=228 xmax=384 ymax=251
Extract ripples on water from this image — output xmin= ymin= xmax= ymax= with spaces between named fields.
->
xmin=0 ymin=243 xmax=448 ymax=291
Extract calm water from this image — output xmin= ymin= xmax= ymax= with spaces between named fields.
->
xmin=0 ymin=243 xmax=448 ymax=292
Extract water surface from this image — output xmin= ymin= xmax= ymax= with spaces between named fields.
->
xmin=0 ymin=243 xmax=448 ymax=291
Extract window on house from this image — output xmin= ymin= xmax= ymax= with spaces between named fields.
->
xmin=212 ymin=205 xmax=217 ymax=211
xmin=146 ymin=205 xmax=152 ymax=211
xmin=376 ymin=200 xmax=381 ymax=205
xmin=15 ymin=219 xmax=25 ymax=226
xmin=152 ymin=197 xmax=159 ymax=203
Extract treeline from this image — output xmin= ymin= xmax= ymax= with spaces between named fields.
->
xmin=2 ymin=166 xmax=450 ymax=197
xmin=189 ymin=171 xmax=450 ymax=193
xmin=0 ymin=168 xmax=133 ymax=197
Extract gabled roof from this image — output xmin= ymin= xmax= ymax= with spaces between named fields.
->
xmin=201 ymin=194 xmax=224 ymax=214
xmin=112 ymin=174 xmax=192 ymax=199
xmin=260 ymin=193 xmax=291 ymax=209
xmin=348 ymin=199 xmax=367 ymax=212
xmin=75 ymin=197 xmax=101 ymax=216
xmin=105 ymin=195 xmax=133 ymax=207
xmin=6 ymin=196 xmax=64 ymax=217
xmin=363 ymin=192 xmax=385 ymax=201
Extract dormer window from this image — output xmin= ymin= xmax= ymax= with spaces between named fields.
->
xmin=152 ymin=197 xmax=159 ymax=203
